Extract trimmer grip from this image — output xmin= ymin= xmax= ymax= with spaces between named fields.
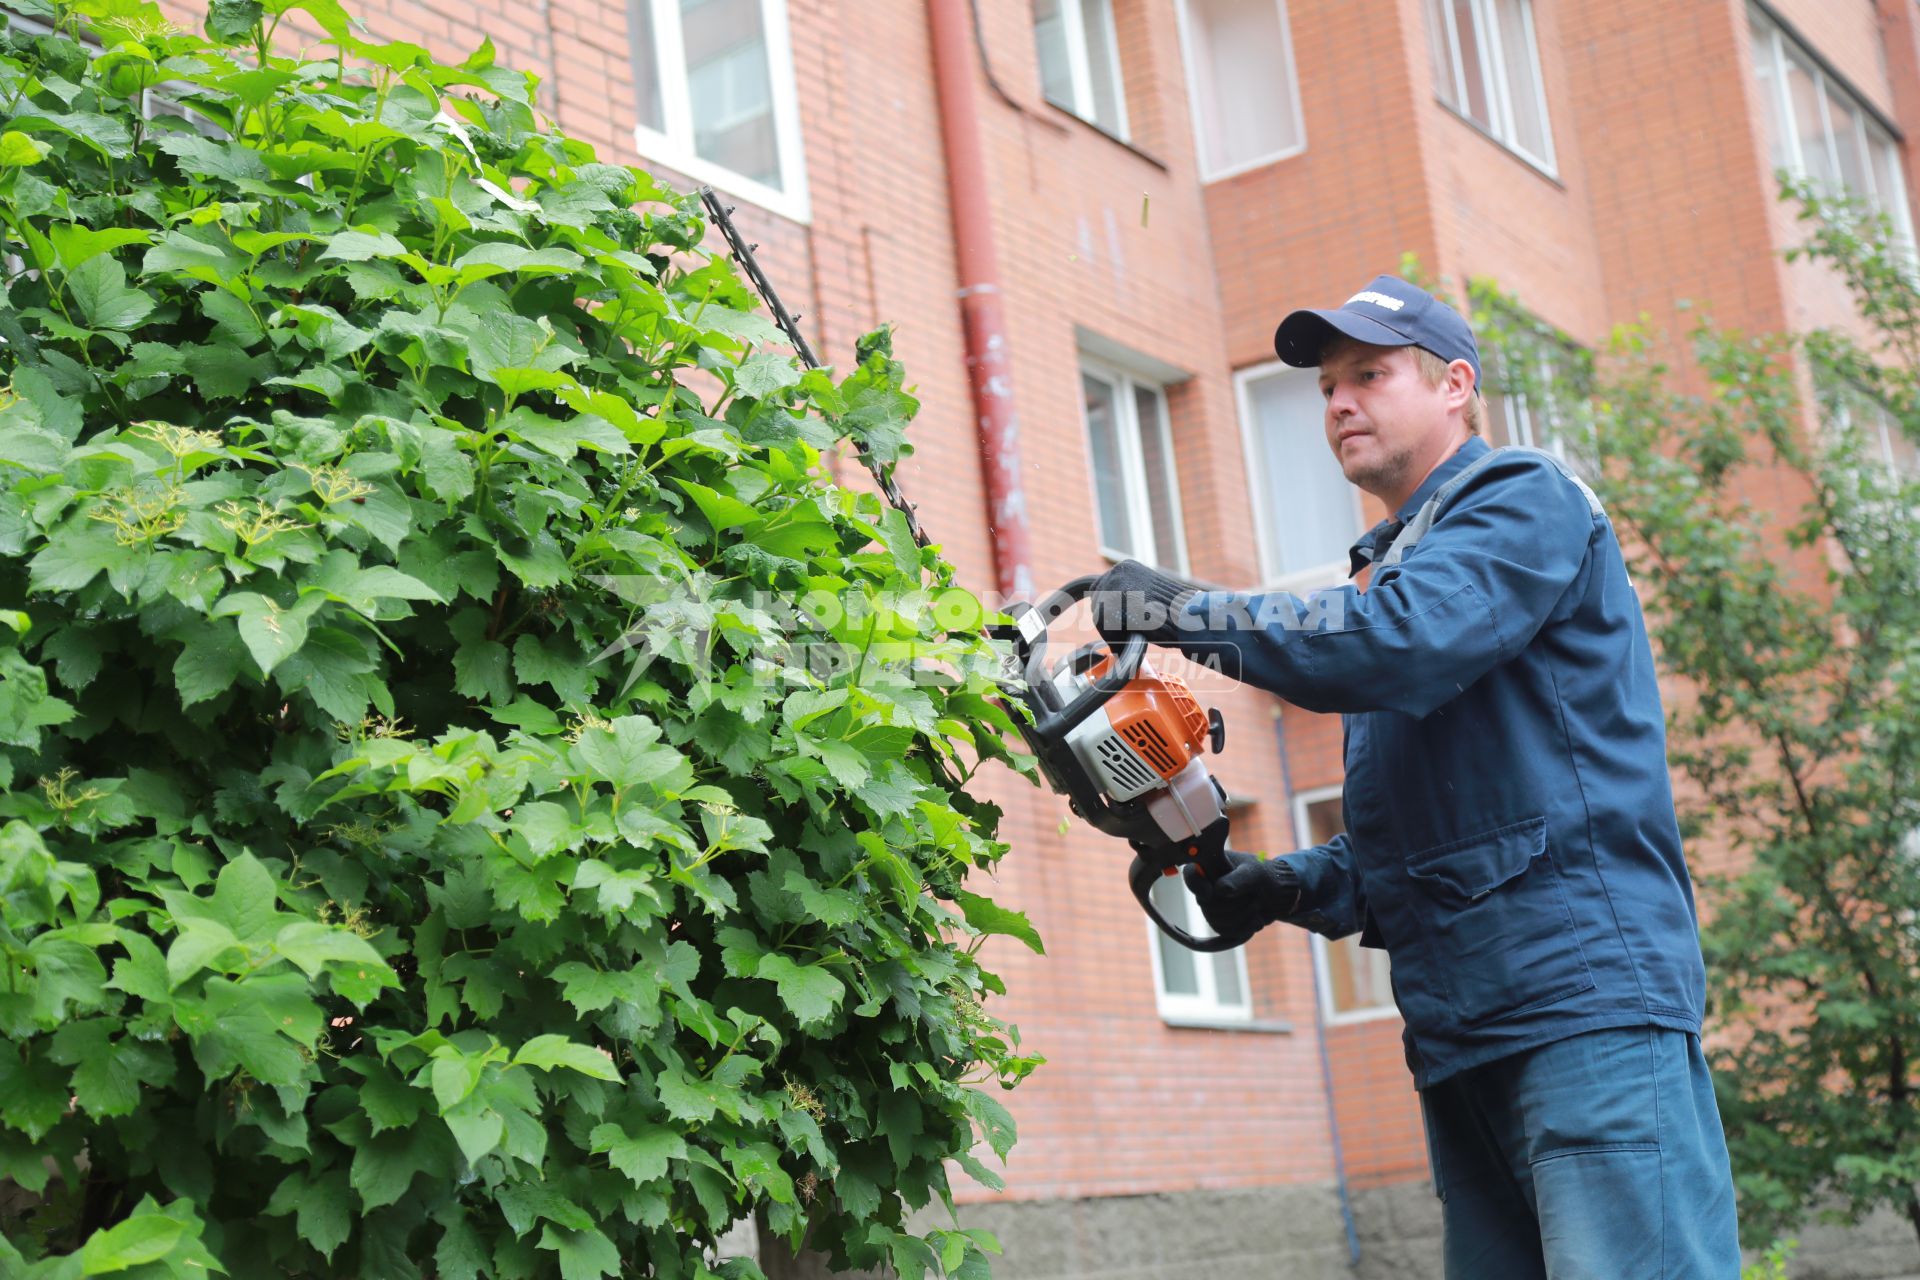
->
xmin=1189 ymin=839 xmax=1236 ymax=885
xmin=1128 ymin=816 xmax=1256 ymax=952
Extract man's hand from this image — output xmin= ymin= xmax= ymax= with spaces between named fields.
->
xmin=1090 ymin=559 xmax=1196 ymax=647
xmin=1182 ymin=851 xmax=1301 ymax=940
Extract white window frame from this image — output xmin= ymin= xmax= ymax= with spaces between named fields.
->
xmin=1293 ymin=785 xmax=1399 ymax=1026
xmin=629 ymin=0 xmax=811 ymax=224
xmin=1429 ymin=0 xmax=1557 ymax=175
xmin=1232 ymin=359 xmax=1366 ymax=591
xmin=1080 ymin=355 xmax=1191 ymax=572
xmin=1035 ymin=0 xmax=1131 ymax=140
xmin=1172 ymin=0 xmax=1308 ymax=182
xmin=1145 ymin=875 xmax=1253 ymax=1024
xmin=1748 ymin=6 xmax=1917 ymax=256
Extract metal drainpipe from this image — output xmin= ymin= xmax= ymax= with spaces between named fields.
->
xmin=1273 ymin=705 xmax=1363 ymax=1266
xmin=926 ymin=0 xmax=1036 ymax=603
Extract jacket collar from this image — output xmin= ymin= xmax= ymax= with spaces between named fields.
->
xmin=1347 ymin=435 xmax=1490 ymax=575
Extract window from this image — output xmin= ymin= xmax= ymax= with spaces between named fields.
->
xmin=1147 ymin=874 xmax=1252 ymax=1023
xmin=1033 ymin=0 xmax=1129 ymax=138
xmin=1426 ymin=0 xmax=1555 ymax=173
xmin=1819 ymin=377 xmax=1920 ymax=478
xmin=1481 ymin=313 xmax=1589 ymax=460
xmin=628 ymin=0 xmax=808 ymax=221
xmin=1082 ymin=359 xmax=1188 ymax=570
xmin=1294 ymin=788 xmax=1396 ymax=1022
xmin=1749 ymin=8 xmax=1916 ymax=253
xmin=1175 ymin=0 xmax=1305 ymax=180
xmin=1235 ymin=362 xmax=1364 ymax=586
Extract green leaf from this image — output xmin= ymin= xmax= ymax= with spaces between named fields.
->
xmin=964 ymin=1088 xmax=1018 ymax=1160
xmin=511 ymin=800 xmax=577 ymax=858
xmin=674 ymin=478 xmax=759 ymax=532
xmin=155 ymin=133 xmax=271 ymax=183
xmin=174 ymin=626 xmax=246 ymax=706
xmin=184 ymin=343 xmax=274 ymax=399
xmin=589 ymin=1121 xmax=686 ymax=1187
xmin=573 ymin=716 xmax=685 ymax=789
xmin=757 ymin=954 xmax=846 ymax=1027
xmin=443 ymin=1095 xmax=505 ymax=1164
xmin=212 ymin=850 xmax=283 ymax=941
xmin=49 ymin=223 xmax=153 ymax=270
xmin=321 ymin=227 xmax=408 ymax=261
xmin=512 ymin=1034 xmax=621 ymax=1080
xmin=734 ymin=352 xmax=802 ymax=399
xmin=275 ymin=920 xmax=389 ymax=978
xmin=350 ymin=1130 xmax=428 ymax=1212
xmin=0 ymin=131 xmax=49 ymax=166
xmin=452 ymin=242 xmax=584 ymax=282
xmin=78 ymin=1213 xmax=183 ymax=1274
xmin=66 ymin=254 xmax=155 ymax=330
xmin=167 ymin=918 xmax=241 ymax=987
xmin=950 ymin=887 xmax=1044 ymax=954
xmin=213 ymin=591 xmax=317 ymax=675
xmin=539 ymin=1224 xmax=620 ymax=1280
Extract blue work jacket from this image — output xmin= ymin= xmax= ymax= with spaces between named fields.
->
xmin=1170 ymin=436 xmax=1706 ymax=1088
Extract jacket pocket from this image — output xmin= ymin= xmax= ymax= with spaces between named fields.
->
xmin=1405 ymin=817 xmax=1594 ymax=1025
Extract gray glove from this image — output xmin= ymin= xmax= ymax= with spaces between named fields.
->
xmin=1090 ymin=559 xmax=1196 ymax=647
xmin=1183 ymin=852 xmax=1301 ymax=940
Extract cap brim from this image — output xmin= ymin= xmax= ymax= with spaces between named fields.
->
xmin=1272 ymin=308 xmax=1416 ymax=367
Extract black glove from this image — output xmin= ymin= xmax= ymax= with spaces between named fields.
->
xmin=1089 ymin=559 xmax=1196 ymax=647
xmin=1182 ymin=851 xmax=1301 ymax=941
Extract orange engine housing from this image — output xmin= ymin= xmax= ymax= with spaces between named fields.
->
xmin=1087 ymin=656 xmax=1209 ymax=780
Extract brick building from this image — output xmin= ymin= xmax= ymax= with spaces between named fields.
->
xmin=139 ymin=0 xmax=1920 ymax=1272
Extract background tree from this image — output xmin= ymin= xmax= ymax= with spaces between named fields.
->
xmin=1469 ymin=181 xmax=1920 ymax=1255
xmin=0 ymin=2 xmax=1040 ymax=1276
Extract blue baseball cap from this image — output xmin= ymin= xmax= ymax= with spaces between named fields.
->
xmin=1273 ymin=274 xmax=1482 ymax=385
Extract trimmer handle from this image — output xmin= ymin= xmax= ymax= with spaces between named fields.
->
xmin=1128 ymin=817 xmax=1256 ymax=953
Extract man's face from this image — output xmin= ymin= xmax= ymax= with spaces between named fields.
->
xmin=1317 ymin=342 xmax=1461 ymax=506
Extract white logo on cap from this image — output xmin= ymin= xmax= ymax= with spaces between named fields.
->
xmin=1346 ymin=290 xmax=1406 ymax=311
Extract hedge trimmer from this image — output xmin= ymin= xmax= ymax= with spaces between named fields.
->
xmin=703 ymin=194 xmax=1248 ymax=955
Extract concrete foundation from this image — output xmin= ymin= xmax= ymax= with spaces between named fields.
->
xmin=757 ymin=1182 xmax=1920 ymax=1280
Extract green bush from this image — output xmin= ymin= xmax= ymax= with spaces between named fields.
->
xmin=0 ymin=2 xmax=1040 ymax=1275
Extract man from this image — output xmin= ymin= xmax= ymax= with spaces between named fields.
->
xmin=1091 ymin=275 xmax=1741 ymax=1278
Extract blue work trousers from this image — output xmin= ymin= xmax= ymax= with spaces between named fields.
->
xmin=1418 ymin=1026 xmax=1741 ymax=1278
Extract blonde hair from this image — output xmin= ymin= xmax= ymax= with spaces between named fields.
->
xmin=1412 ymin=346 xmax=1487 ymax=436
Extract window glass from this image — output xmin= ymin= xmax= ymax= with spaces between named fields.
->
xmin=1870 ymin=129 xmax=1914 ymax=236
xmin=1430 ymin=0 xmax=1552 ymax=168
xmin=1301 ymin=794 xmax=1395 ymax=1018
xmin=1492 ymin=0 xmax=1547 ymax=161
xmin=629 ymin=0 xmax=665 ymax=131
xmin=1826 ymin=91 xmax=1870 ymax=196
xmin=1449 ymin=0 xmax=1492 ymax=127
xmin=1078 ymin=0 xmax=1126 ymax=135
xmin=1033 ymin=0 xmax=1077 ymax=108
xmin=1150 ymin=879 xmax=1201 ymax=996
xmin=629 ymin=0 xmax=805 ymax=214
xmin=1210 ymin=947 xmax=1245 ymax=1005
xmin=1786 ymin=53 xmax=1838 ymax=188
xmin=1182 ymin=0 xmax=1302 ymax=176
xmin=1750 ymin=18 xmax=1791 ymax=171
xmin=1243 ymin=367 xmax=1358 ymax=580
xmin=679 ymin=0 xmax=779 ymax=187
xmin=1748 ymin=7 xmax=1916 ymax=257
xmin=1083 ymin=372 xmax=1135 ymax=557
xmin=1148 ymin=874 xmax=1251 ymax=1019
xmin=1033 ymin=0 xmax=1129 ymax=137
xmin=1134 ymin=385 xmax=1184 ymax=570
xmin=1427 ymin=0 xmax=1453 ymax=99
